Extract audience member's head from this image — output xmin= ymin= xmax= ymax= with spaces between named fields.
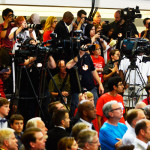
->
xmin=52 ymin=109 xmax=70 ymax=128
xmin=48 ymin=101 xmax=65 ymax=114
xmin=78 ymin=100 xmax=96 ymax=122
xmin=10 ymin=114 xmax=24 ymax=135
xmin=135 ymin=102 xmax=146 ymax=109
xmin=143 ymin=105 xmax=150 ymax=120
xmin=0 ymin=97 xmax=10 ymax=118
xmin=26 ymin=117 xmax=48 ymax=139
xmin=0 ymin=128 xmax=18 ymax=150
xmin=126 ymin=109 xmax=146 ymax=128
xmin=108 ymin=76 xmax=123 ymax=93
xmin=72 ymin=122 xmax=88 ymax=141
xmin=21 ymin=127 xmax=46 ymax=150
xmin=78 ymin=129 xmax=100 ymax=150
xmin=58 ymin=137 xmax=78 ymax=150
xmin=135 ymin=119 xmax=150 ymax=144
xmin=63 ymin=11 xmax=74 ymax=26
xmin=86 ymin=91 xmax=94 ymax=105
xmin=103 ymin=100 xmax=123 ymax=121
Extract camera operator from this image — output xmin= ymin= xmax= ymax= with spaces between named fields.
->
xmin=9 ymin=16 xmax=36 ymax=51
xmin=0 ymin=8 xmax=15 ymax=66
xmin=17 ymin=38 xmax=56 ymax=125
xmin=119 ymin=52 xmax=150 ymax=106
xmin=141 ymin=18 xmax=150 ymax=40
xmin=75 ymin=9 xmax=87 ymax=34
xmin=66 ymin=44 xmax=104 ymax=115
xmin=110 ymin=10 xmax=139 ymax=40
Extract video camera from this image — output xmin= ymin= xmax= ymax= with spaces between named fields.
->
xmin=122 ymin=38 xmax=150 ymax=58
xmin=121 ymin=6 xmax=142 ymax=22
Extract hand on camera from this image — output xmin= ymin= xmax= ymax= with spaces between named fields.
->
xmin=62 ymin=91 xmax=69 ymax=97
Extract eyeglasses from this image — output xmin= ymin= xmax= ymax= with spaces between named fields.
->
xmin=88 ymin=140 xmax=100 ymax=145
xmin=110 ymin=107 xmax=122 ymax=112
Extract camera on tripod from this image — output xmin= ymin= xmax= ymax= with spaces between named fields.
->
xmin=122 ymin=38 xmax=150 ymax=58
xmin=121 ymin=6 xmax=142 ymax=22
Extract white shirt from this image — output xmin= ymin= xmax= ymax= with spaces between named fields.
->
xmin=122 ymin=123 xmax=136 ymax=145
xmin=134 ymin=138 xmax=148 ymax=150
xmin=0 ymin=117 xmax=8 ymax=129
xmin=9 ymin=27 xmax=36 ymax=51
xmin=80 ymin=118 xmax=93 ymax=130
xmin=119 ymin=55 xmax=150 ymax=85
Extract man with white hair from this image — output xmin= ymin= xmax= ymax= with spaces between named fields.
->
xmin=0 ymin=128 xmax=18 ymax=150
xmin=100 ymin=101 xmax=127 ymax=150
xmin=26 ymin=117 xmax=48 ymax=139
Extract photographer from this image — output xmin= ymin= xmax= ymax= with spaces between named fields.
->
xmin=84 ymin=23 xmax=107 ymax=57
xmin=0 ymin=8 xmax=14 ymax=66
xmin=66 ymin=44 xmax=104 ymax=115
xmin=75 ymin=9 xmax=87 ymax=33
xmin=9 ymin=16 xmax=36 ymax=51
xmin=141 ymin=18 xmax=150 ymax=40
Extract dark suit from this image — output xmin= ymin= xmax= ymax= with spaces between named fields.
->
xmin=46 ymin=127 xmax=69 ymax=150
xmin=54 ymin=20 xmax=70 ymax=40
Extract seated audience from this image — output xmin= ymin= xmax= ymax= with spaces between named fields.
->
xmin=0 ymin=128 xmax=18 ymax=150
xmin=134 ymin=119 xmax=150 ymax=150
xmin=10 ymin=114 xmax=24 ymax=149
xmin=26 ymin=117 xmax=48 ymax=139
xmin=100 ymin=101 xmax=127 ymax=150
xmin=46 ymin=109 xmax=70 ymax=150
xmin=122 ymin=109 xmax=146 ymax=145
xmin=0 ymin=97 xmax=10 ymax=128
xmin=72 ymin=122 xmax=88 ymax=141
xmin=135 ymin=102 xmax=147 ymax=109
xmin=143 ymin=105 xmax=150 ymax=120
xmin=77 ymin=100 xmax=96 ymax=130
xmin=58 ymin=137 xmax=78 ymax=150
xmin=78 ymin=129 xmax=100 ymax=150
xmin=21 ymin=127 xmax=46 ymax=150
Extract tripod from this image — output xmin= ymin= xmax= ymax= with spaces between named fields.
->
xmin=123 ymin=57 xmax=147 ymax=108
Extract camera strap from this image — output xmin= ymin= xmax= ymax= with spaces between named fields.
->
xmin=13 ymin=30 xmax=17 ymax=42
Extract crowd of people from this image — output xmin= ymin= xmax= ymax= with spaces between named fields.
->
xmin=1 ymin=7 xmax=150 ymax=150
